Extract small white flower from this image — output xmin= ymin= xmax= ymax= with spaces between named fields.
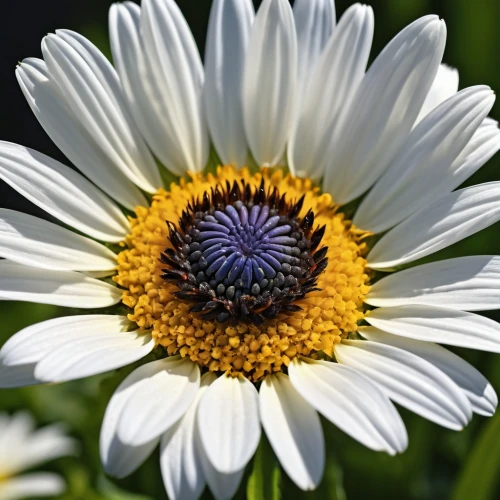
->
xmin=0 ymin=412 xmax=76 ymax=500
xmin=1 ymin=0 xmax=500 ymax=499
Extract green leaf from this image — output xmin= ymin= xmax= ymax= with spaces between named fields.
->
xmin=452 ymin=411 xmax=500 ymax=500
xmin=247 ymin=436 xmax=281 ymax=500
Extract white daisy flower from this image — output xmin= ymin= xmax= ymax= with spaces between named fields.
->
xmin=0 ymin=412 xmax=76 ymax=500
xmin=1 ymin=0 xmax=500 ymax=498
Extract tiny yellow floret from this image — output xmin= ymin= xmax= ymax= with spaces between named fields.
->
xmin=115 ymin=166 xmax=370 ymax=381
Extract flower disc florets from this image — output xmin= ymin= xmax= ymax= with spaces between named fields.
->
xmin=116 ymin=167 xmax=370 ymax=381
xmin=161 ymin=179 xmax=328 ymax=326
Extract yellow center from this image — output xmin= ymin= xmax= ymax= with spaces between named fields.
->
xmin=115 ymin=166 xmax=371 ymax=381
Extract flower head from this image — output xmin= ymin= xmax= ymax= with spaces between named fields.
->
xmin=1 ymin=0 xmax=500 ymax=498
xmin=0 ymin=412 xmax=76 ymax=500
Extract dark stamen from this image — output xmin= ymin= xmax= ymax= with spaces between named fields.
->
xmin=160 ymin=179 xmax=328 ymax=325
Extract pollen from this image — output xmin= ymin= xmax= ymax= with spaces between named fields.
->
xmin=115 ymin=166 xmax=371 ymax=382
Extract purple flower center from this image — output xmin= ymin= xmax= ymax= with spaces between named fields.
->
xmin=161 ymin=179 xmax=328 ymax=325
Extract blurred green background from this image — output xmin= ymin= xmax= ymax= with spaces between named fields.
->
xmin=2 ymin=0 xmax=500 ymax=499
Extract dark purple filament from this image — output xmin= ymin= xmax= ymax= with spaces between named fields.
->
xmin=161 ymin=179 xmax=328 ymax=325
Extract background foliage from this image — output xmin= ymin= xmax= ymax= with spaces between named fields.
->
xmin=2 ymin=0 xmax=500 ymax=498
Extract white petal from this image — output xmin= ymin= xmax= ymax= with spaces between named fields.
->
xmin=323 ymin=16 xmax=446 ymax=204
xmin=452 ymin=118 xmax=500 ymax=184
xmin=54 ymin=30 xmax=163 ymax=192
xmin=366 ymin=255 xmax=500 ymax=311
xmin=260 ymin=373 xmax=324 ymax=491
xmin=366 ymin=304 xmax=500 ymax=353
xmin=160 ymin=373 xmax=215 ymax=500
xmin=16 ymin=59 xmax=146 ymax=210
xmin=0 ymin=359 xmax=39 ymax=389
xmin=204 ymin=0 xmax=254 ymax=168
xmin=288 ymin=359 xmax=407 ymax=455
xmin=11 ymin=424 xmax=77 ymax=471
xmin=197 ymin=374 xmax=261 ymax=474
xmin=42 ymin=32 xmax=161 ymax=193
xmin=288 ymin=3 xmax=373 ymax=179
xmin=361 ymin=327 xmax=498 ymax=416
xmin=335 ymin=340 xmax=472 ymax=430
xmin=0 ymin=412 xmax=36 ymax=475
xmin=0 ymin=473 xmax=65 ymax=500
xmin=1 ymin=410 xmax=34 ymax=435
xmin=196 ymin=428 xmax=244 ymax=500
xmin=110 ymin=2 xmax=207 ymax=177
xmin=0 ymin=141 xmax=129 ymax=242
xmin=100 ymin=361 xmax=165 ymax=478
xmin=481 ymin=116 xmax=498 ymax=129
xmin=417 ymin=63 xmax=459 ymax=123
xmin=368 ymin=182 xmax=500 ymax=269
xmin=117 ymin=357 xmax=200 ymax=446
xmin=293 ymin=0 xmax=335 ymax=87
xmin=109 ymin=3 xmax=160 ymax=162
xmin=162 ymin=428 xmax=205 ymax=500
xmin=355 ymin=86 xmax=495 ymax=233
xmin=0 ymin=209 xmax=116 ymax=271
xmin=34 ymin=332 xmax=154 ymax=383
xmin=243 ymin=0 xmax=297 ymax=166
xmin=1 ymin=315 xmax=129 ymax=367
xmin=372 ymin=116 xmax=499 ymax=232
xmin=101 ymin=435 xmax=159 ymax=480
xmin=0 ymin=261 xmax=121 ymax=308
xmin=160 ymin=371 xmax=245 ymax=500
xmin=139 ymin=0 xmax=209 ymax=174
